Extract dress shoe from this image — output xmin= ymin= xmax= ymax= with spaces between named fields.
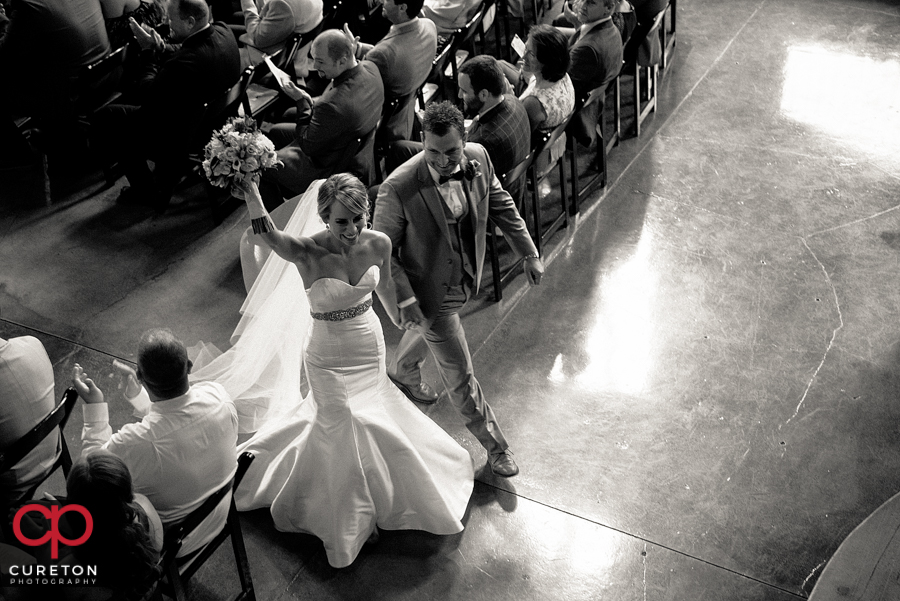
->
xmin=388 ymin=375 xmax=439 ymax=405
xmin=488 ymin=450 xmax=519 ymax=477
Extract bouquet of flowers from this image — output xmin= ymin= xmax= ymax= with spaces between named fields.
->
xmin=202 ymin=116 xmax=281 ymax=190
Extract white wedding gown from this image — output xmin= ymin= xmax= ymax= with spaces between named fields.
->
xmin=190 ymin=182 xmax=474 ymax=568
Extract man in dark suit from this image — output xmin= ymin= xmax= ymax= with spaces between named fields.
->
xmin=565 ymin=0 xmax=623 ymax=146
xmin=458 ymin=55 xmax=531 ymax=205
xmin=259 ymin=29 xmax=383 ymax=208
xmin=373 ymin=102 xmax=545 ymax=478
xmin=356 ymin=0 xmax=437 ymax=142
xmin=93 ymin=0 xmax=241 ymax=208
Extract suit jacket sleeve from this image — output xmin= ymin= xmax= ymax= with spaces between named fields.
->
xmin=243 ymin=0 xmax=295 ymax=49
xmin=373 ymin=180 xmax=416 ymax=305
xmin=481 ymin=149 xmax=538 ymax=258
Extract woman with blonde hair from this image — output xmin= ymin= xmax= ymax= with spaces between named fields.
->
xmin=191 ymin=174 xmax=474 ymax=569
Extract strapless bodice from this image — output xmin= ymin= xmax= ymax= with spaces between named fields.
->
xmin=305 ymin=265 xmax=379 ymax=313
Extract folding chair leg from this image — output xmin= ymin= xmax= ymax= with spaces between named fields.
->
xmin=568 ymin=136 xmax=579 ymax=216
xmin=489 ymin=226 xmax=503 ymax=302
xmin=558 ymin=157 xmax=569 ymax=227
xmin=229 ymin=504 xmax=256 ymax=601
xmin=530 ymin=168 xmax=543 ymax=258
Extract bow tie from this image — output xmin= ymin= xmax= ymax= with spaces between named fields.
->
xmin=438 ymin=171 xmax=466 ymax=185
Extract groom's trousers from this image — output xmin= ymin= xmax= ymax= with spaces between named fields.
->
xmin=389 ymin=286 xmax=509 ymax=455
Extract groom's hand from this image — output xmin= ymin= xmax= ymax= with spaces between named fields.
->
xmin=524 ymin=256 xmax=544 ymax=286
xmin=400 ymin=303 xmax=425 ymax=331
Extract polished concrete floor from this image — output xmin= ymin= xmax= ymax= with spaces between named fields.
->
xmin=3 ymin=0 xmax=900 ymax=598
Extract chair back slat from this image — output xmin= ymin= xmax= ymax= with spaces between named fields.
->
xmin=499 ymin=151 xmax=533 ymax=189
xmin=157 ymin=452 xmax=255 ymax=600
xmin=455 ymin=5 xmax=486 ymax=48
xmin=77 ymin=45 xmax=129 ymax=114
xmin=0 ymin=388 xmax=78 ymax=474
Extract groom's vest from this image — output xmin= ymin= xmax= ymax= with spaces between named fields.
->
xmin=439 ymin=189 xmax=476 ymax=289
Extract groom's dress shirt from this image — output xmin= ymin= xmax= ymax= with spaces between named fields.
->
xmin=81 ymin=382 xmax=239 ymax=556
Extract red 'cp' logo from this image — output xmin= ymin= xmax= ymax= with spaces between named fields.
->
xmin=13 ymin=504 xmax=93 ymax=559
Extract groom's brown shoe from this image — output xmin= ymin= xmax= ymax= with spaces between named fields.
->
xmin=489 ymin=450 xmax=519 ymax=477
xmin=388 ymin=375 xmax=439 ymax=405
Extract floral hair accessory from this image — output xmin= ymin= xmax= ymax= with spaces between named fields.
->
xmin=202 ymin=116 xmax=282 ymax=189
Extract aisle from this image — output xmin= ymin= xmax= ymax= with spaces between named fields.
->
xmin=2 ymin=0 xmax=899 ymax=598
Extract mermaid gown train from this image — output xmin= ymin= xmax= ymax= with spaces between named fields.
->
xmin=232 ymin=265 xmax=474 ymax=567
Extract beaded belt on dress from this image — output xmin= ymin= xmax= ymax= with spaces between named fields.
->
xmin=310 ymin=298 xmax=373 ymax=321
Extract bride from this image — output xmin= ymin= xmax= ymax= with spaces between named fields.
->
xmin=191 ymin=174 xmax=474 ymax=568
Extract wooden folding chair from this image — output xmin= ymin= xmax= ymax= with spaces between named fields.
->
xmin=529 ymin=114 xmax=572 ymax=257
xmin=0 ymin=388 xmax=78 ymax=502
xmin=660 ymin=0 xmax=676 ymax=72
xmin=627 ymin=7 xmax=665 ymax=137
xmin=488 ymin=151 xmax=535 ymax=301
xmin=566 ymin=85 xmax=617 ymax=214
xmin=154 ymin=452 xmax=256 ymax=601
xmin=187 ymin=68 xmax=253 ymax=222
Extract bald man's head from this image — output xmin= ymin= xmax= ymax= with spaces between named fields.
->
xmin=310 ymin=30 xmax=357 ymax=80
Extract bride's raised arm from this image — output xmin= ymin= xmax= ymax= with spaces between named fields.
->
xmin=237 ymin=179 xmax=317 ymax=265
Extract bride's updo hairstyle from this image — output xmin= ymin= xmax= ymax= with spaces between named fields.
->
xmin=318 ymin=173 xmax=369 ymax=223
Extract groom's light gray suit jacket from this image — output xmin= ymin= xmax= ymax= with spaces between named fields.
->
xmin=373 ymin=143 xmax=538 ymax=319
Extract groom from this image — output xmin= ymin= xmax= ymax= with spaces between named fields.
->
xmin=373 ymin=101 xmax=545 ymax=477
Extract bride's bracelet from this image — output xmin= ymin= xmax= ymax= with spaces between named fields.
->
xmin=251 ymin=216 xmax=275 ymax=234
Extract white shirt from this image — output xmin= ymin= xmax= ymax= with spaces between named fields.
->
xmin=81 ymin=381 xmax=239 ymax=556
xmin=427 ymin=163 xmax=467 ymax=219
xmin=0 ymin=336 xmax=59 ymax=503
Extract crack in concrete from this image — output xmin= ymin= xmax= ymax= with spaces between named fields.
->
xmin=783 ymin=239 xmax=844 ymax=427
xmin=807 ymin=202 xmax=900 ymax=237
xmin=641 ymin=543 xmax=648 ymax=601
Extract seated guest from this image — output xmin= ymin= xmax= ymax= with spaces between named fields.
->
xmin=237 ymin=0 xmax=323 ymax=68
xmin=500 ymin=24 xmax=575 ymax=133
xmin=355 ymin=0 xmax=437 ymax=142
xmin=458 ymin=55 xmax=531 ymax=203
xmin=11 ymin=452 xmax=161 ymax=601
xmin=422 ymin=0 xmax=481 ymax=38
xmin=92 ymin=0 xmax=241 ymax=209
xmin=565 ymin=0 xmax=623 ymax=146
xmin=0 ymin=334 xmax=58 ymax=514
xmin=0 ymin=0 xmax=109 ymax=161
xmin=260 ymin=29 xmax=383 ymax=208
xmin=386 ymin=55 xmax=530 ymax=202
xmin=100 ymin=0 xmax=166 ymax=49
xmin=73 ymin=328 xmax=239 ymax=558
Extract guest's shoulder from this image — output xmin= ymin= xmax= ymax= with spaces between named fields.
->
xmin=417 ymin=16 xmax=438 ymax=37
xmin=192 ymin=380 xmax=231 ymax=402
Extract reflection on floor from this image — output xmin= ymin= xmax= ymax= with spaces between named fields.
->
xmin=3 ymin=0 xmax=900 ymax=598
